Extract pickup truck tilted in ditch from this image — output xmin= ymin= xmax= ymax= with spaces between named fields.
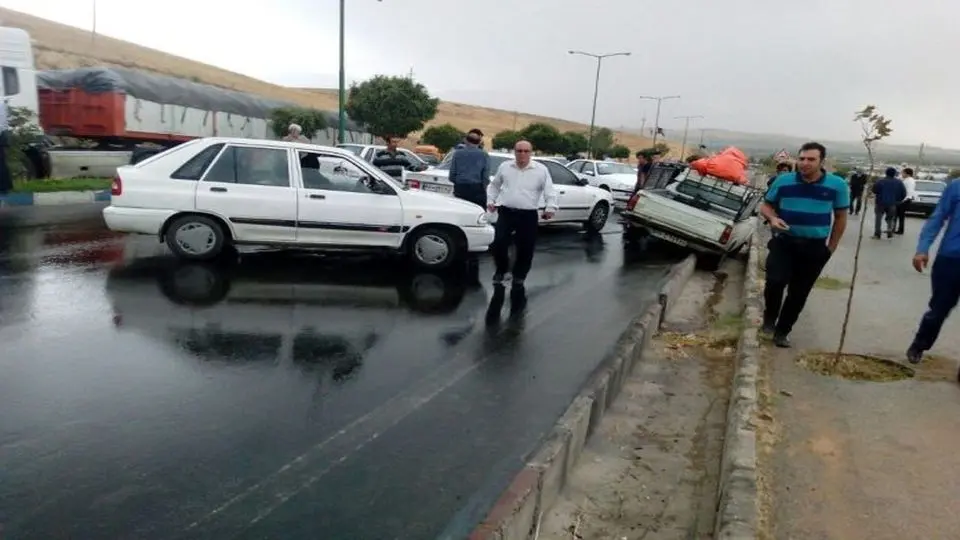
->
xmin=622 ymin=163 xmax=761 ymax=270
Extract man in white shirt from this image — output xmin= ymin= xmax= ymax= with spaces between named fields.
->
xmin=486 ymin=140 xmax=558 ymax=297
xmin=896 ymin=167 xmax=917 ymax=235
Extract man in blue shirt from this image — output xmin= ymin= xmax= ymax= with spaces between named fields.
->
xmin=871 ymin=167 xmax=906 ymax=239
xmin=448 ymin=128 xmax=489 ymax=208
xmin=906 ymin=180 xmax=960 ymax=365
xmin=759 ymin=142 xmax=850 ymax=347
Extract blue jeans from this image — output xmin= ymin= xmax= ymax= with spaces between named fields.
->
xmin=911 ymin=255 xmax=960 ymax=351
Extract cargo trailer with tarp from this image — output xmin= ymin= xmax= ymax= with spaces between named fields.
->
xmin=36 ymin=67 xmax=374 ymax=149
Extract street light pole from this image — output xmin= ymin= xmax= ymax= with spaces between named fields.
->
xmin=638 ymin=95 xmax=680 ymax=150
xmin=569 ymin=50 xmax=631 ymax=158
xmin=339 ymin=0 xmax=384 ymax=144
xmin=674 ymin=115 xmax=704 ymax=160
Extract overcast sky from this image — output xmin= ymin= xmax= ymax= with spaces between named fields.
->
xmin=4 ymin=0 xmax=957 ymax=147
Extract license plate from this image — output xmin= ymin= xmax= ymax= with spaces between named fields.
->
xmin=649 ymin=229 xmax=689 ymax=247
xmin=422 ymin=183 xmax=452 ymax=194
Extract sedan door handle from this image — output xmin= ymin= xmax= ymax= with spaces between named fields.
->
xmin=210 ymin=187 xmax=228 ymax=193
xmin=308 ymin=194 xmax=326 ymax=200
xmin=559 ymin=190 xmax=566 ymax=194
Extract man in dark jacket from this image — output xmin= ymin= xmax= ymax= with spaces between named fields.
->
xmin=848 ymin=169 xmax=868 ymax=215
xmin=371 ymin=136 xmax=413 ymax=180
xmin=872 ymin=167 xmax=907 ymax=238
xmin=449 ymin=129 xmax=489 ymax=208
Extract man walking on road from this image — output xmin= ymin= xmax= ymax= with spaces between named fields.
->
xmin=486 ymin=140 xmax=557 ymax=310
xmin=872 ymin=167 xmax=906 ymax=239
xmin=449 ymin=129 xmax=488 ymax=208
xmin=906 ymin=180 xmax=960 ymax=365
xmin=895 ymin=167 xmax=917 ymax=235
xmin=848 ymin=168 xmax=868 ymax=216
xmin=760 ymin=142 xmax=849 ymax=348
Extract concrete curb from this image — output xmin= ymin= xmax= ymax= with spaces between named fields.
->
xmin=714 ymin=225 xmax=763 ymax=539
xmin=469 ymin=256 xmax=697 ymax=540
xmin=0 ymin=189 xmax=111 ymax=208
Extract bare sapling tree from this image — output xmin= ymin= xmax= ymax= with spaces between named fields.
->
xmin=836 ymin=105 xmax=893 ymax=359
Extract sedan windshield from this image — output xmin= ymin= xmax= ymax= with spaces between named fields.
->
xmin=597 ymin=162 xmax=636 ymax=175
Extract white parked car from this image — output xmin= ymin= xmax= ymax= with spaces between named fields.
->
xmin=403 ymin=152 xmax=614 ymax=233
xmin=102 ymin=138 xmax=495 ymax=269
xmin=566 ymin=159 xmax=638 ymax=208
xmin=336 ymin=143 xmax=431 ymax=171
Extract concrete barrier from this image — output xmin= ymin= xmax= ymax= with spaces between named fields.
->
xmin=714 ymin=226 xmax=763 ymax=539
xmin=469 ymin=255 xmax=698 ymax=540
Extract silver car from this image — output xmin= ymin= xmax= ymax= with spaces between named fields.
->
xmin=910 ymin=180 xmax=947 ymax=217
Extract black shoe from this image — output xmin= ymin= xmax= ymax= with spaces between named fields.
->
xmin=886 ymin=230 xmax=893 ymax=238
xmin=906 ymin=346 xmax=923 ymax=365
xmin=492 ymin=273 xmax=506 ymax=285
xmin=509 ymin=284 xmax=527 ymax=314
xmin=485 ymin=285 xmax=506 ymax=324
xmin=773 ymin=333 xmax=791 ymax=348
xmin=872 ymin=234 xmax=881 ymax=239
xmin=761 ymin=323 xmax=776 ymax=335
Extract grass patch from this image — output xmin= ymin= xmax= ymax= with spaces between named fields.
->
xmin=659 ymin=330 xmax=739 ymax=360
xmin=711 ymin=312 xmax=744 ymax=333
xmin=796 ymin=352 xmax=914 ymax=382
xmin=814 ymin=276 xmax=849 ymax=290
xmin=13 ymin=177 xmax=112 ymax=193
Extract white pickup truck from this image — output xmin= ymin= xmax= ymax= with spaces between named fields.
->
xmin=622 ymin=163 xmax=761 ymax=269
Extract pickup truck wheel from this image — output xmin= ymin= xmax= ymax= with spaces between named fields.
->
xmin=584 ymin=202 xmax=610 ymax=233
xmin=165 ymin=215 xmax=227 ymax=261
xmin=408 ymin=226 xmax=460 ymax=270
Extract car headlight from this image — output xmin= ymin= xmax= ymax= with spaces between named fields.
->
xmin=476 ymin=212 xmax=489 ymax=225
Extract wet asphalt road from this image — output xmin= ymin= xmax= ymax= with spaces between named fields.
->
xmin=0 ymin=215 xmax=682 ymax=540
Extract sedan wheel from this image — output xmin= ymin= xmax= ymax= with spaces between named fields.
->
xmin=409 ymin=227 xmax=459 ymax=269
xmin=585 ymin=202 xmax=610 ymax=233
xmin=165 ymin=215 xmax=226 ymax=261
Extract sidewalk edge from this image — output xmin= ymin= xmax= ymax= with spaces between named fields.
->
xmin=468 ymin=255 xmax=697 ymax=540
xmin=714 ymin=226 xmax=762 ymax=539
xmin=0 ymin=189 xmax=112 ymax=208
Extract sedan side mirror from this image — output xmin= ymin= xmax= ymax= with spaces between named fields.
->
xmin=582 ymin=170 xmax=594 ymax=176
xmin=575 ymin=177 xmax=589 ymax=186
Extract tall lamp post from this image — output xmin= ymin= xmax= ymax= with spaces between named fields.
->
xmin=339 ymin=0 xmax=384 ymax=144
xmin=674 ymin=115 xmax=704 ymax=160
xmin=568 ymin=50 xmax=631 ymax=158
xmin=638 ymin=95 xmax=680 ymax=150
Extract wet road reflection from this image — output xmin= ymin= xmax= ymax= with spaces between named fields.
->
xmin=0 ymin=219 xmax=681 ymax=540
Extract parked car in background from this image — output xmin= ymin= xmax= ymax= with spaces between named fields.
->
xmin=404 ymin=151 xmax=614 ymax=232
xmin=566 ymin=159 xmax=637 ymax=208
xmin=102 ymin=138 xmax=495 ymax=269
xmin=622 ymin=163 xmax=761 ymax=270
xmin=417 ymin=153 xmax=441 ymax=166
xmin=909 ymin=180 xmax=948 ymax=217
xmin=335 ymin=144 xmax=431 ymax=171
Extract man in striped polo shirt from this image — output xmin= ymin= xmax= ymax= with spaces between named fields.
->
xmin=760 ymin=142 xmax=849 ymax=347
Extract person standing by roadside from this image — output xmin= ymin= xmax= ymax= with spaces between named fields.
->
xmin=372 ymin=136 xmax=413 ymax=181
xmin=895 ymin=167 xmax=917 ymax=235
xmin=486 ymin=140 xmax=557 ymax=307
xmin=760 ymin=142 xmax=849 ymax=348
xmin=848 ymin=168 xmax=868 ymax=216
xmin=0 ymin=99 xmax=11 ymax=196
xmin=768 ymin=162 xmax=793 ymax=190
xmin=282 ymin=123 xmax=310 ymax=143
xmin=633 ymin=151 xmax=652 ymax=192
xmin=449 ymin=128 xmax=488 ymax=208
xmin=871 ymin=167 xmax=906 ymax=239
xmin=906 ymin=180 xmax=960 ymax=364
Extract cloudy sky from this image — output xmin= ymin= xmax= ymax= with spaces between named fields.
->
xmin=4 ymin=0 xmax=957 ymax=147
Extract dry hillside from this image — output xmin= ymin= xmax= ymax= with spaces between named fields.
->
xmin=3 ymin=7 xmax=677 ymax=158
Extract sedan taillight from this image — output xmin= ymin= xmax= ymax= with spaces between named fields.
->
xmin=407 ymin=180 xmax=421 ymax=189
xmin=111 ymin=174 xmax=122 ymax=196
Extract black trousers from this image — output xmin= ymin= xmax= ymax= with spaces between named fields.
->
xmin=763 ymin=235 xmax=832 ymax=335
xmin=850 ymin=192 xmax=863 ymax=214
xmin=453 ymin=184 xmax=486 ymax=209
xmin=874 ymin=204 xmax=897 ymax=237
xmin=895 ymin=201 xmax=910 ymax=234
xmin=911 ymin=255 xmax=960 ymax=351
xmin=492 ymin=206 xmax=539 ymax=282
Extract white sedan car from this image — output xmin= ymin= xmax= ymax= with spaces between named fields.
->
xmin=566 ymin=159 xmax=638 ymax=208
xmin=403 ymin=152 xmax=614 ymax=233
xmin=102 ymin=138 xmax=495 ymax=269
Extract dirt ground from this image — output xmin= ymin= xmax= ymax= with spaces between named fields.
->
xmin=538 ymin=258 xmax=744 ymax=539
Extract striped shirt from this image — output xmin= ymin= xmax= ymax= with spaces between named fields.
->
xmin=765 ymin=172 xmax=850 ymax=239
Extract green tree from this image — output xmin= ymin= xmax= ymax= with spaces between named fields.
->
xmin=836 ymin=105 xmax=893 ymax=360
xmin=492 ymin=130 xmax=522 ymax=151
xmin=560 ymin=131 xmax=589 ymax=156
xmin=519 ymin=122 xmax=564 ymax=154
xmin=345 ymin=75 xmax=439 ymax=138
xmin=608 ymin=144 xmax=631 ymax=159
xmin=269 ymin=107 xmax=328 ymax=140
xmin=420 ymin=123 xmax=464 ymax=152
xmin=7 ymin=106 xmax=44 ymax=179
xmin=652 ymin=142 xmax=671 ymax=156
xmin=589 ymin=127 xmax=615 ymax=157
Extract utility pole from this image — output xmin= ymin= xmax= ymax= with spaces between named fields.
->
xmin=339 ymin=0 xmax=385 ymax=144
xmin=698 ymin=128 xmax=707 ymax=147
xmin=91 ymin=0 xmax=97 ymax=46
xmin=674 ymin=115 xmax=704 ymax=160
xmin=568 ymin=50 xmax=631 ymax=158
xmin=638 ymin=95 xmax=680 ymax=149
xmin=640 ymin=117 xmax=646 ymax=138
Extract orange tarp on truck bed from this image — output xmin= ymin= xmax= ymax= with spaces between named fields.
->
xmin=689 ymin=147 xmax=749 ymax=185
